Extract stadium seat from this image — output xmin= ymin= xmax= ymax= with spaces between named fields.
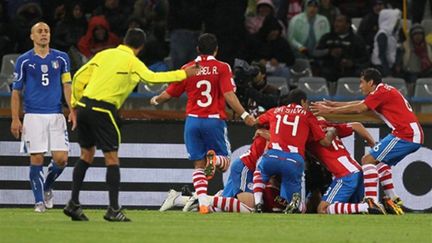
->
xmin=298 ymin=77 xmax=330 ymax=101
xmin=351 ymin=17 xmax=362 ymax=32
xmin=0 ymin=54 xmax=20 ymax=84
xmin=382 ymin=77 xmax=409 ymax=97
xmin=334 ymin=77 xmax=363 ymax=101
xmin=289 ymin=58 xmax=312 ymax=86
xmin=267 ymin=76 xmax=287 ymax=88
xmin=411 ymin=78 xmax=432 ymax=103
xmin=421 ymin=19 xmax=432 ymax=34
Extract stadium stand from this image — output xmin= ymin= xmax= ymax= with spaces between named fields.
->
xmin=334 ymin=77 xmax=363 ymax=101
xmin=298 ymin=76 xmax=331 ymax=101
xmin=382 ymin=77 xmax=409 ymax=97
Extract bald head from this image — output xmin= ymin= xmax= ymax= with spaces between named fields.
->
xmin=30 ymin=22 xmax=50 ymax=48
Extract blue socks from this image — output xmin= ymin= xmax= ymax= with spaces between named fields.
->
xmin=29 ymin=165 xmax=44 ymax=203
xmin=44 ymin=160 xmax=65 ymax=191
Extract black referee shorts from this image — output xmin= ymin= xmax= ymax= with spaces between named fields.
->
xmin=76 ymin=97 xmax=122 ymax=152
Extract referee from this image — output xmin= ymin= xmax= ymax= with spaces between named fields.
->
xmin=63 ymin=28 xmax=199 ymax=221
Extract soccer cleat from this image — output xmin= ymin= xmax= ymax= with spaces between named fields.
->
xmin=199 ymin=205 xmax=211 ymax=214
xmin=254 ymin=203 xmax=264 ymax=213
xmin=34 ymin=202 xmax=46 ymax=213
xmin=365 ymin=198 xmax=386 ymax=215
xmin=63 ymin=200 xmax=89 ymax=221
xmin=181 ymin=185 xmax=193 ymax=197
xmin=44 ymin=190 xmax=54 ymax=209
xmin=182 ymin=193 xmax=198 ymax=212
xmin=104 ymin=207 xmax=131 ymax=222
xmin=204 ymin=150 xmax=217 ymax=180
xmin=159 ymin=189 xmax=182 ymax=212
xmin=383 ymin=196 xmax=404 ymax=215
xmin=284 ymin=193 xmax=301 ymax=214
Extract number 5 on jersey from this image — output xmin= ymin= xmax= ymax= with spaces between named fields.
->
xmin=41 ymin=73 xmax=49 ymax=86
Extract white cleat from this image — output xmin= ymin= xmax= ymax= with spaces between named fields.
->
xmin=182 ymin=193 xmax=199 ymax=212
xmin=34 ymin=202 xmax=46 ymax=213
xmin=159 ymin=189 xmax=182 ymax=212
xmin=44 ymin=190 xmax=54 ymax=209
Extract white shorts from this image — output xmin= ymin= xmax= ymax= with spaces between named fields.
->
xmin=20 ymin=113 xmax=69 ymax=154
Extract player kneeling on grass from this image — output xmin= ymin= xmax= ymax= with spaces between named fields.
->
xmin=308 ymin=118 xmax=386 ymax=214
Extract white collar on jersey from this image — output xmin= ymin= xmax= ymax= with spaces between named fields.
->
xmin=195 ymin=55 xmax=216 ymax=62
xmin=370 ymin=83 xmax=384 ymax=95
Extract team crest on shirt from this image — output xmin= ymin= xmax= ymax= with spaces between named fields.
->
xmin=51 ymin=60 xmax=59 ymax=69
xmin=41 ymin=64 xmax=48 ymax=73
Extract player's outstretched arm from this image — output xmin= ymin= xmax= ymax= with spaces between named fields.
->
xmin=350 ymin=122 xmax=376 ymax=147
xmin=310 ymin=101 xmax=368 ymax=115
xmin=10 ymin=90 xmax=22 ymax=139
xmin=150 ymin=91 xmax=172 ymax=106
xmin=224 ymin=91 xmax=256 ymax=126
xmin=315 ymin=99 xmax=363 ymax=107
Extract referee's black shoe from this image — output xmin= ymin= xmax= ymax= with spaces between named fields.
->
xmin=63 ymin=200 xmax=89 ymax=221
xmin=103 ymin=207 xmax=131 ymax=222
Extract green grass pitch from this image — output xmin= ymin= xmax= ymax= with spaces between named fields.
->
xmin=1 ymin=209 xmax=431 ymax=243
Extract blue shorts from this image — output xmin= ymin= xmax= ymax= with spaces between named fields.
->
xmin=258 ymin=149 xmax=304 ymax=201
xmin=184 ymin=116 xmax=231 ymax=161
xmin=322 ymin=172 xmax=364 ymax=204
xmin=369 ymin=134 xmax=422 ymax=166
xmin=222 ymin=158 xmax=253 ymax=197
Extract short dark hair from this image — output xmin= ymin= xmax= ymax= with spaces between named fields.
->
xmin=361 ymin=68 xmax=382 ymax=85
xmin=280 ymin=89 xmax=307 ymax=105
xmin=197 ymin=33 xmax=218 ymax=55
xmin=124 ymin=28 xmax=146 ymax=49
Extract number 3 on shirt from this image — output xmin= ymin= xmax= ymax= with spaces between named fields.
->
xmin=275 ymin=114 xmax=299 ymax=136
xmin=196 ymin=80 xmax=212 ymax=107
xmin=41 ymin=73 xmax=49 ymax=86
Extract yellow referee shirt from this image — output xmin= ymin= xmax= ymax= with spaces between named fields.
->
xmin=71 ymin=45 xmax=187 ymax=109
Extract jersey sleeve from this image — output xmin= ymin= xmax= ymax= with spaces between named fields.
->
xmin=166 ymin=81 xmax=185 ymax=97
xmin=332 ymin=123 xmax=353 ymax=138
xmin=257 ymin=108 xmax=273 ymax=126
xmin=132 ymin=59 xmax=187 ymax=84
xmin=307 ymin=113 xmax=326 ymax=142
xmin=11 ymin=56 xmax=25 ymax=90
xmin=59 ymin=52 xmax=72 ymax=83
xmin=71 ymin=54 xmax=98 ymax=107
xmin=363 ymin=90 xmax=383 ymax=110
xmin=219 ymin=63 xmax=235 ymax=94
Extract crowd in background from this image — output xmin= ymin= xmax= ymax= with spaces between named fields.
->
xmin=0 ymin=0 xmax=431 ymax=90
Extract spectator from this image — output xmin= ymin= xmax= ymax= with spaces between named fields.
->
xmin=244 ymin=15 xmax=295 ymax=78
xmin=277 ymin=0 xmax=303 ymax=27
xmin=318 ymin=0 xmax=340 ymax=27
xmin=167 ymin=0 xmax=203 ymax=69
xmin=203 ymin=0 xmax=248 ymax=66
xmin=371 ymin=9 xmax=402 ymax=77
xmin=93 ymin=0 xmax=131 ymax=38
xmin=411 ymin=0 xmax=432 ymax=24
xmin=315 ymin=14 xmax=369 ymax=82
xmin=77 ymin=15 xmax=121 ymax=59
xmin=52 ymin=2 xmax=87 ymax=52
xmin=0 ymin=1 xmax=14 ymax=58
xmin=245 ymin=0 xmax=278 ymax=35
xmin=357 ymin=0 xmax=385 ymax=53
xmin=288 ymin=0 xmax=330 ymax=58
xmin=403 ymin=24 xmax=432 ymax=83
xmin=132 ymin=0 xmax=169 ymax=32
xmin=10 ymin=2 xmax=43 ymax=53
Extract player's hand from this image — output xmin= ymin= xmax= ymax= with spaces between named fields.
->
xmin=150 ymin=96 xmax=159 ymax=106
xmin=184 ymin=63 xmax=200 ymax=77
xmin=68 ymin=109 xmax=77 ymax=131
xmin=310 ymin=103 xmax=332 ymax=115
xmin=254 ymin=128 xmax=270 ymax=140
xmin=10 ymin=119 xmax=22 ymax=139
xmin=244 ymin=115 xmax=256 ymax=127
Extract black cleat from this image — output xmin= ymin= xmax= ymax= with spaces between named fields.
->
xmin=63 ymin=200 xmax=89 ymax=221
xmin=103 ymin=207 xmax=131 ymax=222
xmin=284 ymin=193 xmax=301 ymax=214
xmin=365 ymin=198 xmax=386 ymax=215
xmin=254 ymin=203 xmax=264 ymax=213
xmin=181 ymin=185 xmax=193 ymax=197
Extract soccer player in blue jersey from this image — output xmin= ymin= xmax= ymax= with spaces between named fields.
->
xmin=10 ymin=22 xmax=74 ymax=213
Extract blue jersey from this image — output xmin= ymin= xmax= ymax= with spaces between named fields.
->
xmin=12 ymin=49 xmax=71 ymax=113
